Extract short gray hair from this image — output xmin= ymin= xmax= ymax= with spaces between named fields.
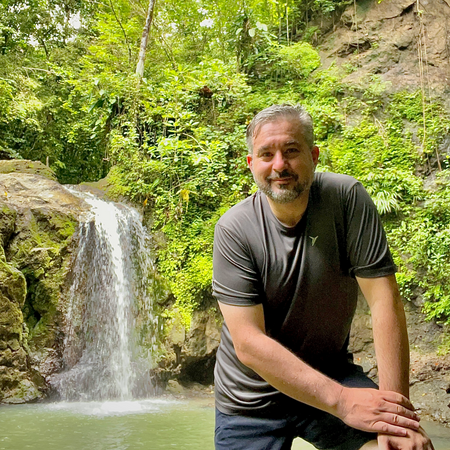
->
xmin=246 ymin=104 xmax=314 ymax=153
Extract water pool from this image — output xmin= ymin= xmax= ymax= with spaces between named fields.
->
xmin=0 ymin=398 xmax=448 ymax=450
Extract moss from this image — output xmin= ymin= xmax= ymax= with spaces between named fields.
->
xmin=0 ymin=203 xmax=16 ymax=248
xmin=0 ymin=297 xmax=23 ymax=336
xmin=0 ymin=259 xmax=26 ymax=308
xmin=2 ymin=378 xmax=42 ymax=403
xmin=0 ymin=259 xmax=26 ymax=348
xmin=0 ymin=160 xmax=57 ymax=181
xmin=27 ymin=311 xmax=58 ymax=349
xmin=6 ymin=209 xmax=77 ymax=348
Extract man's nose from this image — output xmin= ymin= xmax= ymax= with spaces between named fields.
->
xmin=272 ymin=151 xmax=288 ymax=171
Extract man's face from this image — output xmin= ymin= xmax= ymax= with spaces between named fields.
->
xmin=247 ymin=119 xmax=319 ymax=204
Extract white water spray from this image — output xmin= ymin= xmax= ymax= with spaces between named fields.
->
xmin=52 ymin=190 xmax=159 ymax=401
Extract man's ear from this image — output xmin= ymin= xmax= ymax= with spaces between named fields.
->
xmin=247 ymin=154 xmax=253 ymax=172
xmin=311 ymin=146 xmax=320 ymax=166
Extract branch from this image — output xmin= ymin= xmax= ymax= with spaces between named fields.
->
xmin=108 ymin=0 xmax=132 ymax=65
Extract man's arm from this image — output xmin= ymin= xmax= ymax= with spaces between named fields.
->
xmin=219 ymin=300 xmax=420 ymax=437
xmin=357 ymin=274 xmax=434 ymax=450
xmin=356 ymin=274 xmax=409 ymax=396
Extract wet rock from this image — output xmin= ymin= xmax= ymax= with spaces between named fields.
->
xmin=1 ymin=378 xmax=41 ymax=404
xmin=0 ymin=170 xmax=90 ymax=403
xmin=166 ymin=379 xmax=185 ymax=395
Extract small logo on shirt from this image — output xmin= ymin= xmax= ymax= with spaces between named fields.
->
xmin=309 ymin=236 xmax=318 ymax=246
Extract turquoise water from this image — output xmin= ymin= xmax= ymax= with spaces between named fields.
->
xmin=0 ymin=398 xmax=448 ymax=450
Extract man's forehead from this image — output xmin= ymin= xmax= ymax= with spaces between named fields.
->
xmin=253 ymin=118 xmax=304 ymax=138
xmin=252 ymin=119 xmax=307 ymax=150
xmin=256 ymin=139 xmax=301 ymax=151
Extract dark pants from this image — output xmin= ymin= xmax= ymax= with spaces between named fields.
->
xmin=215 ymin=365 xmax=377 ymax=450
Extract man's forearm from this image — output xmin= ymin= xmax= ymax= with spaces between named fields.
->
xmin=357 ymin=275 xmax=410 ymax=397
xmin=372 ymin=292 xmax=410 ymax=397
xmin=234 ymin=327 xmax=344 ymax=415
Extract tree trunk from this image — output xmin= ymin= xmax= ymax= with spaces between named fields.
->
xmin=136 ymin=0 xmax=157 ymax=77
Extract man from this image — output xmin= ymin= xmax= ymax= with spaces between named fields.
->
xmin=212 ymin=104 xmax=433 ymax=450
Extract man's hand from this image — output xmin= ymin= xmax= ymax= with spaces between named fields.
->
xmin=336 ymin=387 xmax=420 ymax=436
xmin=378 ymin=427 xmax=434 ymax=449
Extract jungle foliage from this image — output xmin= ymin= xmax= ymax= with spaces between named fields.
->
xmin=2 ymin=0 xmax=450 ymax=328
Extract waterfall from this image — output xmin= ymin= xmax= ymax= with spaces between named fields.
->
xmin=51 ymin=190 xmax=159 ymax=401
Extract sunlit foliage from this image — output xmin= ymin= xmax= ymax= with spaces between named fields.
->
xmin=2 ymin=0 xmax=450 ymax=328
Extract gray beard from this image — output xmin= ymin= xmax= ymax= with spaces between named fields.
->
xmin=254 ymin=176 xmax=310 ymax=204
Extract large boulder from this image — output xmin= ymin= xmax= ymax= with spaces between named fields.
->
xmin=0 ymin=170 xmax=89 ymax=402
xmin=159 ymin=298 xmax=222 ymax=387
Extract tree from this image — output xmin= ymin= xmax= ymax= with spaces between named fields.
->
xmin=136 ymin=0 xmax=156 ymax=77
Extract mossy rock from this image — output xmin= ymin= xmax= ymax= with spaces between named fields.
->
xmin=0 ymin=297 xmax=24 ymax=337
xmin=0 ymin=203 xmax=16 ymax=248
xmin=1 ymin=378 xmax=42 ymax=404
xmin=7 ymin=211 xmax=76 ymax=348
xmin=0 ymin=259 xmax=26 ymax=310
xmin=0 ymin=172 xmax=89 ymax=403
xmin=0 ymin=160 xmax=57 ymax=181
xmin=79 ymin=168 xmax=119 ymax=200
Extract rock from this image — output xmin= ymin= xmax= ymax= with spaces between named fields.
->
xmin=320 ymin=0 xmax=450 ymax=95
xmin=167 ymin=312 xmax=186 ymax=347
xmin=160 ymin=302 xmax=222 ymax=387
xmin=183 ymin=308 xmax=221 ymax=357
xmin=166 ymin=379 xmax=185 ymax=395
xmin=0 ymin=257 xmax=28 ymax=396
xmin=0 ymin=160 xmax=57 ymax=181
xmin=393 ymin=26 xmax=415 ymax=50
xmin=341 ymin=4 xmax=367 ymax=29
xmin=365 ymin=0 xmax=416 ymax=21
xmin=0 ymin=203 xmax=16 ymax=249
xmin=0 ymin=170 xmax=91 ymax=403
xmin=177 ymin=307 xmax=221 ymax=385
xmin=1 ymin=378 xmax=41 ymax=404
xmin=409 ymin=354 xmax=450 ymax=423
xmin=0 ymin=172 xmax=87 ymax=217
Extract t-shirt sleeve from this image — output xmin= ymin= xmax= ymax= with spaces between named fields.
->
xmin=212 ymin=223 xmax=262 ymax=306
xmin=345 ymin=182 xmax=397 ymax=278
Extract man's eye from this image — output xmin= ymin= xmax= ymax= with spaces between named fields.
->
xmin=285 ymin=148 xmax=299 ymax=154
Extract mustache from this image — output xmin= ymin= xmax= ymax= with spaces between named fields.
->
xmin=266 ymin=171 xmax=298 ymax=181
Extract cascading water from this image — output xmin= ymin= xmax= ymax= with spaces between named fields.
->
xmin=51 ymin=190 xmax=159 ymax=401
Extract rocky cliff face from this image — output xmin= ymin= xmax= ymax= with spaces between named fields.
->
xmin=350 ymin=296 xmax=450 ymax=424
xmin=319 ymin=0 xmax=450 ymax=98
xmin=317 ymin=0 xmax=450 ymax=425
xmin=0 ymin=163 xmax=88 ymax=403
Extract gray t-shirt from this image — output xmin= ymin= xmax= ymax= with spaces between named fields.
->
xmin=213 ymin=172 xmax=396 ymax=415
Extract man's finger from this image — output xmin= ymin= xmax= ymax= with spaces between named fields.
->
xmin=382 ymin=392 xmax=415 ymax=412
xmin=384 ymin=404 xmax=420 ymax=422
xmin=375 ymin=422 xmax=409 ymax=437
xmin=378 ymin=397 xmax=420 ymax=422
xmin=381 ymin=414 xmax=420 ymax=431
